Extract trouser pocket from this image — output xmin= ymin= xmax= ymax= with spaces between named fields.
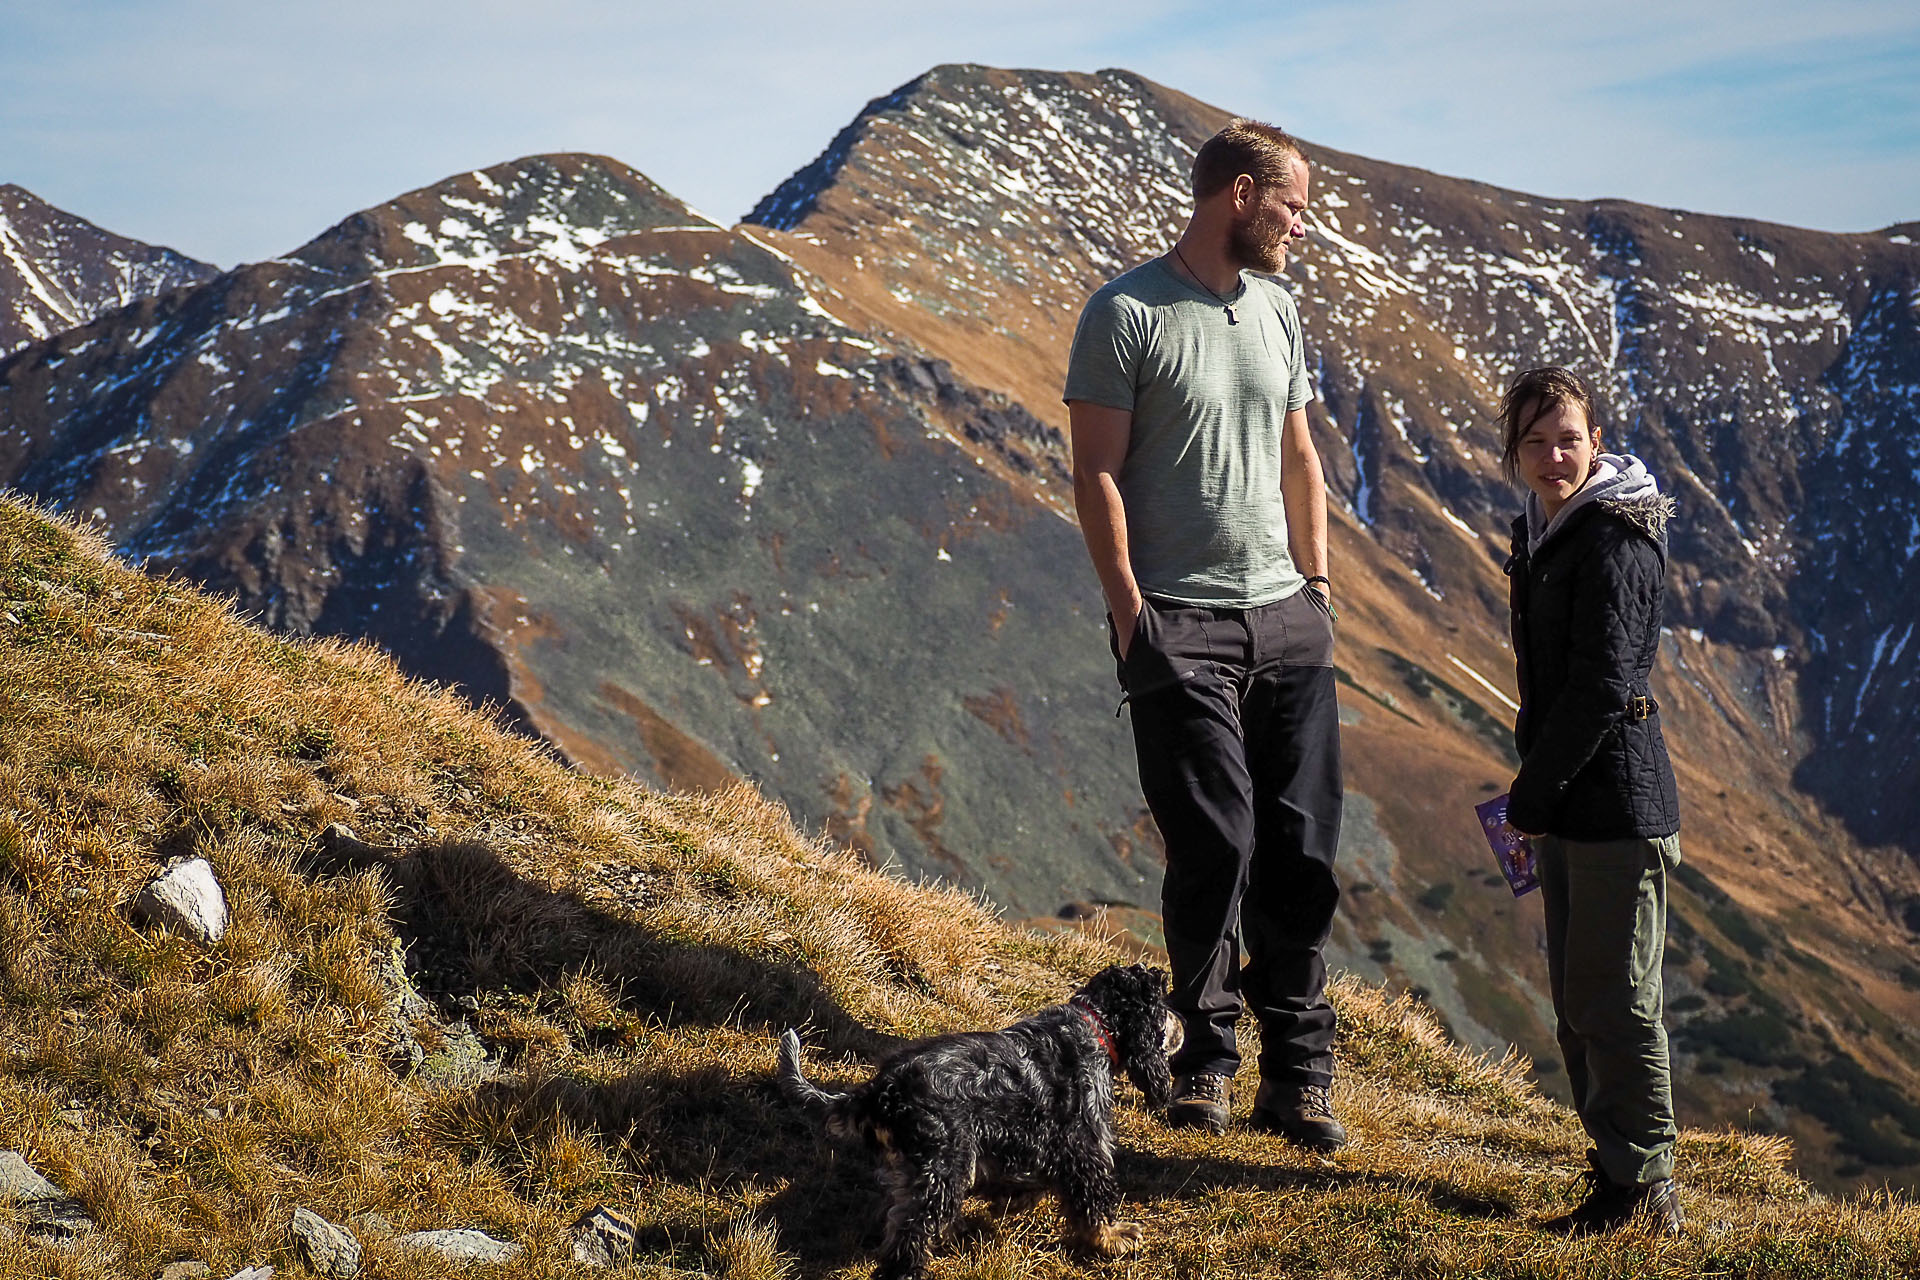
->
xmin=1107 ymin=600 xmax=1152 ymax=691
xmin=1115 ymin=596 xmax=1194 ymax=696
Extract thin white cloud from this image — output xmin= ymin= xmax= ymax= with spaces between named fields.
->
xmin=1142 ymin=0 xmax=1920 ymax=229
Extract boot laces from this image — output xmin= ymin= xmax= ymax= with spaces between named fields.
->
xmin=1176 ymin=1073 xmax=1230 ymax=1102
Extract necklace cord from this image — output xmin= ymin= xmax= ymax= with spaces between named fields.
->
xmin=1171 ymin=244 xmax=1239 ymax=321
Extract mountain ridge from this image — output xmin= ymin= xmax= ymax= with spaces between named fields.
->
xmin=0 ymin=184 xmax=216 ymax=357
xmin=0 ymin=149 xmax=1159 ymax=925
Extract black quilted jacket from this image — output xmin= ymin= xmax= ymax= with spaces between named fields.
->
xmin=1504 ymin=493 xmax=1681 ymax=840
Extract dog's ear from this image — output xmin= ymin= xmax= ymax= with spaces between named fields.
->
xmin=1116 ymin=963 xmax=1169 ymax=1000
xmin=1120 ymin=1009 xmax=1174 ymax=1111
xmin=1106 ymin=967 xmax=1174 ymax=1111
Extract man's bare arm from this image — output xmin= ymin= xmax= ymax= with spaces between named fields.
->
xmin=1280 ymin=405 xmax=1331 ymax=603
xmin=1069 ymin=400 xmax=1143 ymax=656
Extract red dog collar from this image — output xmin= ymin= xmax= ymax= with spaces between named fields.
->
xmin=1071 ymin=998 xmax=1120 ymax=1067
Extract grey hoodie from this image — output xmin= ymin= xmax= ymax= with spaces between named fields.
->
xmin=1526 ymin=453 xmax=1667 ymax=557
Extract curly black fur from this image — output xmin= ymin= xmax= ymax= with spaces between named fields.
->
xmin=777 ymin=962 xmax=1177 ymax=1280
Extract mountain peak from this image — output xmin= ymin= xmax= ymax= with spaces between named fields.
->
xmin=284 ymin=153 xmax=708 ymax=283
xmin=0 ymin=184 xmax=216 ymax=355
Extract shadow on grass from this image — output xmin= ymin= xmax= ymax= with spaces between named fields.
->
xmin=306 ymin=834 xmax=1515 ymax=1271
xmin=305 ymin=831 xmax=907 ymax=1269
xmin=1117 ymin=1141 xmax=1520 ymax=1219
xmin=307 ymin=832 xmax=899 ymax=1057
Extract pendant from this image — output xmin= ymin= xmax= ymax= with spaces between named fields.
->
xmin=1224 ymin=304 xmax=1237 ymax=325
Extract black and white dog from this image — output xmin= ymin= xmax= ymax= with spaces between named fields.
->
xmin=778 ymin=962 xmax=1179 ymax=1280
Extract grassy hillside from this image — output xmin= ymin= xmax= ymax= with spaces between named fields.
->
xmin=0 ymin=494 xmax=1913 ymax=1278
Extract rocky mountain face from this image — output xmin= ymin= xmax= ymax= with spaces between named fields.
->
xmin=0 ymin=184 xmax=215 ymax=356
xmin=749 ymin=64 xmax=1920 ymax=856
xmin=745 ymin=65 xmax=1920 ymax=1184
xmin=0 ymin=154 xmax=1152 ymax=922
xmin=3 ymin=68 xmax=1918 ymax=1187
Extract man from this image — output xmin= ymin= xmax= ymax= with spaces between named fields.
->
xmin=1064 ymin=120 xmax=1345 ymax=1149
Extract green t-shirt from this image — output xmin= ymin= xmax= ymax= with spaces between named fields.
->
xmin=1063 ymin=257 xmax=1312 ymax=608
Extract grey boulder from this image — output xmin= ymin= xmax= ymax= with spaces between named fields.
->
xmin=0 ymin=1150 xmax=62 ymax=1202
xmin=391 ymin=1228 xmax=522 ymax=1263
xmin=571 ymin=1204 xmax=637 ymax=1266
xmin=289 ymin=1206 xmax=361 ymax=1277
xmin=132 ymin=857 xmax=229 ymax=945
xmin=0 ymin=1150 xmax=93 ymax=1241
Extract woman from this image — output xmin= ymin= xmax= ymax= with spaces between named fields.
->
xmin=1499 ymin=366 xmax=1684 ymax=1238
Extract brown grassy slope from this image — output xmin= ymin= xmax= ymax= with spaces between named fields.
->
xmin=0 ymin=494 xmax=1913 ymax=1279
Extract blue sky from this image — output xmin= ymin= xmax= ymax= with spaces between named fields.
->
xmin=3 ymin=0 xmax=1915 ymax=266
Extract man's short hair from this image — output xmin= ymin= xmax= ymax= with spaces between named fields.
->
xmin=1498 ymin=366 xmax=1601 ymax=484
xmin=1192 ymin=120 xmax=1308 ymax=201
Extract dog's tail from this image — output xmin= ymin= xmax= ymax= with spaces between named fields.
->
xmin=777 ymin=1029 xmax=855 ymax=1131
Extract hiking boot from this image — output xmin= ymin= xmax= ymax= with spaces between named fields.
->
xmin=1166 ymin=1073 xmax=1233 ymax=1134
xmin=1248 ymin=1078 xmax=1348 ymax=1152
xmin=1542 ymin=1150 xmax=1685 ymax=1238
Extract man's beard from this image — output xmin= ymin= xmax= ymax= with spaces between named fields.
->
xmin=1229 ymin=196 xmax=1287 ymax=273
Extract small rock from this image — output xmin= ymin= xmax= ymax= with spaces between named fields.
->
xmin=131 ymin=857 xmax=228 ymax=945
xmin=23 ymin=1195 xmax=94 ymax=1241
xmin=0 ymin=1150 xmax=63 ymax=1202
xmin=319 ymin=823 xmax=395 ymax=868
xmin=571 ymin=1205 xmax=637 ymax=1266
xmin=64 ymin=886 xmax=87 ymax=902
xmin=391 ymin=1228 xmax=522 ymax=1263
xmin=159 ymin=1264 xmax=212 ymax=1280
xmin=226 ymin=1268 xmax=275 ymax=1280
xmin=0 ymin=1151 xmax=94 ymax=1241
xmin=347 ymin=1210 xmax=394 ymax=1239
xmin=289 ymin=1206 xmax=361 ymax=1277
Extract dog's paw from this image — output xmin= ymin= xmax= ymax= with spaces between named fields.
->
xmin=1086 ymin=1219 xmax=1143 ymax=1256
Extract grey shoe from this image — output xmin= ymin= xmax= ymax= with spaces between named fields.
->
xmin=1248 ymin=1078 xmax=1348 ymax=1152
xmin=1167 ymin=1073 xmax=1233 ymax=1134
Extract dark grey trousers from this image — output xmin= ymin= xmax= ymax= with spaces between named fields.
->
xmin=1114 ymin=588 xmax=1343 ymax=1086
xmin=1536 ymin=832 xmax=1681 ymax=1186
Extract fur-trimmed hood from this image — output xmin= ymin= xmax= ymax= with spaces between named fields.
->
xmin=1597 ymin=488 xmax=1678 ymax=550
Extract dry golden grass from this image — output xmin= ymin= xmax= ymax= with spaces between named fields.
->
xmin=0 ymin=494 xmax=1914 ymax=1279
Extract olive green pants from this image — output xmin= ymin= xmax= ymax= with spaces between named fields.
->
xmin=1536 ymin=832 xmax=1681 ymax=1186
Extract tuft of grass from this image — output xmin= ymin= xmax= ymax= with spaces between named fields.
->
xmin=0 ymin=494 xmax=1914 ymax=1277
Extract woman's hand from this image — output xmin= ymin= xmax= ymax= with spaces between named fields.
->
xmin=1503 ymin=778 xmax=1543 ymax=839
